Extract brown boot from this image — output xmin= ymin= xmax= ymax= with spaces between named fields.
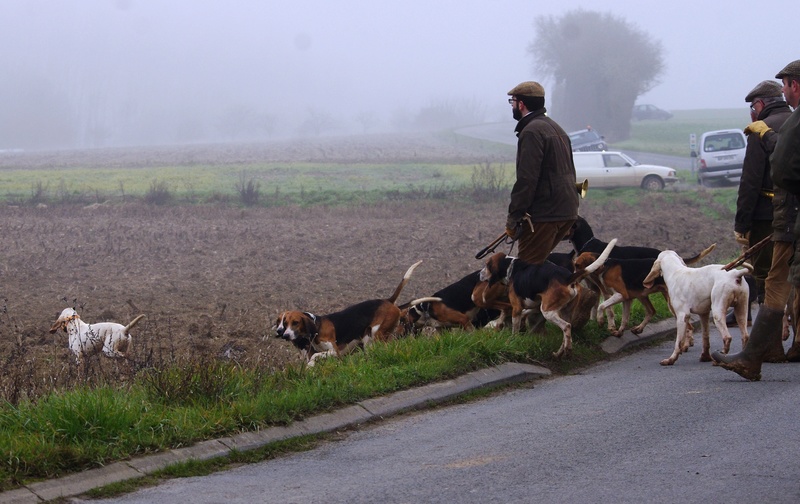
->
xmin=711 ymin=306 xmax=785 ymax=381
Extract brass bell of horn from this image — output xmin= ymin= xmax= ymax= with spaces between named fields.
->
xmin=575 ymin=179 xmax=588 ymax=199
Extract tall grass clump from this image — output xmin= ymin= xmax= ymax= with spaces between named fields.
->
xmin=144 ymin=179 xmax=173 ymax=205
xmin=470 ymin=161 xmax=509 ymax=201
xmin=235 ymin=171 xmax=261 ymax=207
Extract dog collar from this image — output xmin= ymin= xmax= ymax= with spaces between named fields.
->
xmin=504 ymin=258 xmax=516 ymax=285
xmin=302 ymin=312 xmax=320 ymax=338
xmin=577 ymin=236 xmax=600 ymax=254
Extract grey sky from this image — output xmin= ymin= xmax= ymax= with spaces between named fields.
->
xmin=1 ymin=0 xmax=796 ymax=147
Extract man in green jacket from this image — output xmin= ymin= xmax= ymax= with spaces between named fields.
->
xmin=713 ymin=60 xmax=800 ymax=380
xmin=505 ymin=81 xmax=579 ymax=264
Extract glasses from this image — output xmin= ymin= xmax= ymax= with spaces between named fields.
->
xmin=508 ymin=98 xmax=517 ymax=104
xmin=750 ymin=99 xmax=763 ymax=112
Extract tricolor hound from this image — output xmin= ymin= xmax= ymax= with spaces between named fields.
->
xmin=274 ymin=261 xmax=438 ymax=366
xmin=479 ymin=239 xmax=617 ymax=358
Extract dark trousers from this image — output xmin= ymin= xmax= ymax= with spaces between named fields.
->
xmin=516 ymin=220 xmax=576 ymax=265
xmin=749 ymin=219 xmax=774 ymax=303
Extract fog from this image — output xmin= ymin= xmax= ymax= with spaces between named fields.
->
xmin=1 ymin=0 xmax=796 ymax=150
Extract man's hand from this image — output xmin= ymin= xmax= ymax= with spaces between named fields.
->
xmin=744 ymin=120 xmax=772 ymax=139
xmin=506 ymin=217 xmax=520 ymax=240
xmin=734 ymin=231 xmax=750 ymax=246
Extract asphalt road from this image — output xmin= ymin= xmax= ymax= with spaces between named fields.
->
xmin=91 ymin=327 xmax=800 ymax=504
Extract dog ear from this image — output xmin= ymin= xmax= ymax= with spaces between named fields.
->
xmin=642 ymin=259 xmax=662 ymax=288
xmin=486 ymin=256 xmax=508 ymax=286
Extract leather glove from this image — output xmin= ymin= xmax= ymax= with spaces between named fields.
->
xmin=744 ymin=120 xmax=772 ymax=139
xmin=734 ymin=231 xmax=750 ymax=246
xmin=506 ymin=217 xmax=520 ymax=240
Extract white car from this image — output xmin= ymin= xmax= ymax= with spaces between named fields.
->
xmin=572 ymin=151 xmax=678 ymax=191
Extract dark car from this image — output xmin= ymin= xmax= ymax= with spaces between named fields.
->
xmin=632 ymin=104 xmax=673 ymax=121
xmin=568 ymin=128 xmax=607 ymax=151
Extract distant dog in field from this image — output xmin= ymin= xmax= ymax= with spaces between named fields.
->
xmin=274 ymin=261 xmax=439 ymax=366
xmin=49 ymin=307 xmax=144 ymax=365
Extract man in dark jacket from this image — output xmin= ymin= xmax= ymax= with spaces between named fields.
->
xmin=733 ymin=81 xmax=789 ymax=309
xmin=713 ymin=60 xmax=800 ymax=380
xmin=505 ymin=81 xmax=579 ymax=264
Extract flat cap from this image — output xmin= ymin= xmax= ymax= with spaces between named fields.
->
xmin=507 ymin=81 xmax=545 ymax=98
xmin=775 ymin=59 xmax=800 ymax=79
xmin=745 ymin=80 xmax=783 ymax=102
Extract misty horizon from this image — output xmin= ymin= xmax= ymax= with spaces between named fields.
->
xmin=0 ymin=0 xmax=795 ymax=151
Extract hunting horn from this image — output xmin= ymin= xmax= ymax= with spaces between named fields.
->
xmin=575 ymin=179 xmax=588 ymax=199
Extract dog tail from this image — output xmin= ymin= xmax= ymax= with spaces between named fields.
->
xmin=387 ymin=260 xmax=423 ymax=304
xmin=125 ymin=314 xmax=146 ymax=333
xmin=405 ymin=296 xmax=442 ymax=308
xmin=570 ymin=238 xmax=617 ymax=282
xmin=683 ymin=243 xmax=716 ymax=265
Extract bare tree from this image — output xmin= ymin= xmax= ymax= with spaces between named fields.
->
xmin=530 ymin=9 xmax=664 ymax=141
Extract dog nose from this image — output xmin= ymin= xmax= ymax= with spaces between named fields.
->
xmin=275 ymin=327 xmax=285 ymax=339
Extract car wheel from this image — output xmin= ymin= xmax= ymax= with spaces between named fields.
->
xmin=642 ymin=175 xmax=664 ymax=191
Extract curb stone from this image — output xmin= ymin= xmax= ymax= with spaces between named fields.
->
xmin=0 ymin=362 xmax=550 ymax=503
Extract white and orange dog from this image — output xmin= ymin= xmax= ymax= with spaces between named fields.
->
xmin=49 ymin=308 xmax=145 ymax=365
xmin=643 ymin=250 xmax=750 ymax=366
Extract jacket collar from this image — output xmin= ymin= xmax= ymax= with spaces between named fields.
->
xmin=514 ymin=107 xmax=547 ymax=137
xmin=758 ymin=100 xmax=791 ymax=120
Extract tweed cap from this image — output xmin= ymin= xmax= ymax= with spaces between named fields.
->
xmin=507 ymin=81 xmax=545 ymax=98
xmin=745 ymin=80 xmax=783 ymax=102
xmin=775 ymin=59 xmax=800 ymax=79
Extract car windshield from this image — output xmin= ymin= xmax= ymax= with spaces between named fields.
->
xmin=704 ymin=133 xmax=745 ymax=152
xmin=618 ymin=152 xmax=638 ymax=165
xmin=602 ymin=153 xmax=638 ymax=167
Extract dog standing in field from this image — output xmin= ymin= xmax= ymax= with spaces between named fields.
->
xmin=49 ymin=308 xmax=144 ymax=365
xmin=274 ymin=261 xmax=439 ymax=366
xmin=479 ymin=239 xmax=617 ymax=358
xmin=642 ymin=250 xmax=751 ymax=366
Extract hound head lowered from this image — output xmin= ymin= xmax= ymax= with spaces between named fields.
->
xmin=49 ymin=307 xmax=79 ymax=334
xmin=479 ymin=252 xmax=509 ymax=286
xmin=642 ymin=258 xmax=663 ymax=289
xmin=274 ymin=311 xmax=315 ymax=342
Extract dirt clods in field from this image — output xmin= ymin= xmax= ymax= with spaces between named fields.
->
xmin=0 ymin=138 xmax=736 ymax=399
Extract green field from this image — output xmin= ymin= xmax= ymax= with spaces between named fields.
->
xmin=0 ymin=109 xmax=748 ymax=205
xmin=0 ymin=162 xmax=499 ymax=204
xmin=612 ymin=108 xmax=750 ymax=156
